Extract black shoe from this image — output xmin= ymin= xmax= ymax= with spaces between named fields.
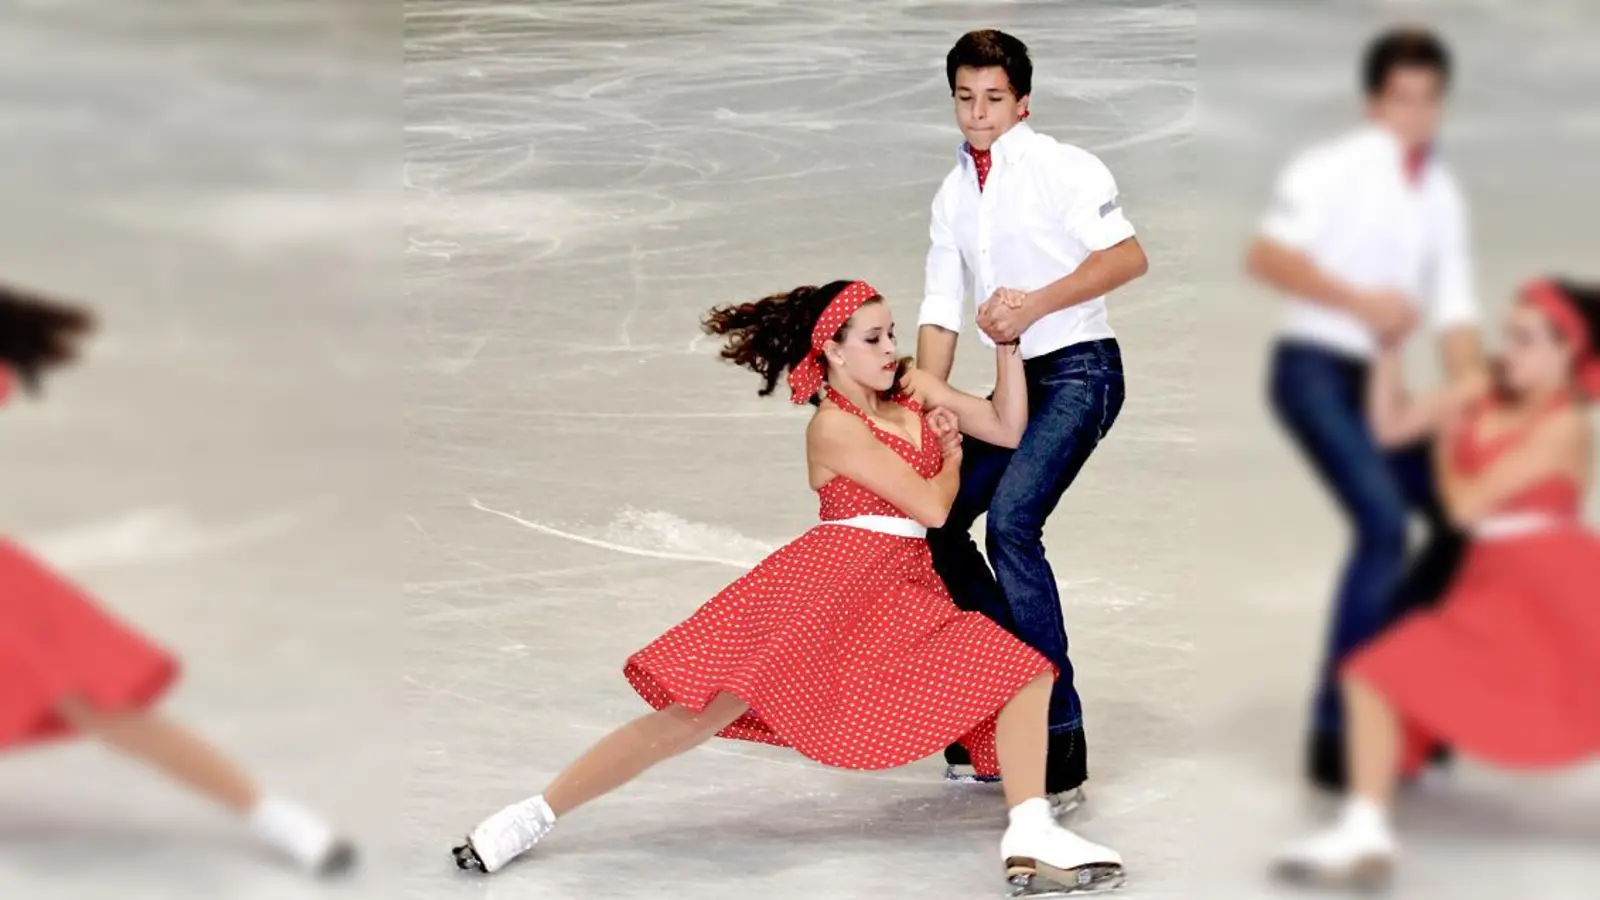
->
xmin=942 ymin=741 xmax=1002 ymax=783
xmin=1426 ymin=744 xmax=1454 ymax=771
xmin=317 ymin=840 xmax=358 ymax=878
xmin=1308 ymin=731 xmax=1347 ymax=792
xmin=1045 ymin=727 xmax=1087 ymax=795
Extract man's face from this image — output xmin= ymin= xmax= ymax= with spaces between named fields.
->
xmin=953 ymin=65 xmax=1027 ymax=151
xmin=1367 ymin=65 xmax=1445 ymax=149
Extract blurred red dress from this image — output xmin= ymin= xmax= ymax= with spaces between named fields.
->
xmin=0 ymin=366 xmax=179 ymax=749
xmin=1348 ymin=395 xmax=1600 ymax=769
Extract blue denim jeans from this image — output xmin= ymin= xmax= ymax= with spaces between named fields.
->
xmin=1268 ymin=340 xmax=1465 ymax=740
xmin=928 ymin=338 xmax=1125 ymax=735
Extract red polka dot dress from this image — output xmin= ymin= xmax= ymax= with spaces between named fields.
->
xmin=625 ymin=387 xmax=1053 ymax=776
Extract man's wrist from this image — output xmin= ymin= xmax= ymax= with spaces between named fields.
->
xmin=1022 ymin=287 xmax=1049 ymax=318
xmin=1330 ymin=281 xmax=1365 ymax=312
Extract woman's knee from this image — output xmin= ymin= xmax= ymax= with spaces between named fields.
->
xmin=697 ymin=693 xmax=748 ymax=731
xmin=1014 ymin=671 xmax=1054 ymax=699
xmin=54 ymin=696 xmax=140 ymax=734
xmin=662 ymin=694 xmax=746 ymax=742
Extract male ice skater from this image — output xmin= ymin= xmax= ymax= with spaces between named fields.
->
xmin=1245 ymin=26 xmax=1483 ymax=791
xmin=913 ymin=29 xmax=1149 ymax=804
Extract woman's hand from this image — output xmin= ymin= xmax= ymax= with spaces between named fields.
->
xmin=927 ymin=407 xmax=963 ymax=464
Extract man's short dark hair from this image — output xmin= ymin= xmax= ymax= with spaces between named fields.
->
xmin=1363 ymin=27 xmax=1452 ymax=97
xmin=946 ymin=29 xmax=1032 ymax=98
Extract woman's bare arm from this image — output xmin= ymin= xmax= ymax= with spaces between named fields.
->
xmin=1435 ymin=407 xmax=1586 ymax=527
xmin=902 ymin=343 xmax=1028 ymax=448
xmin=807 ymin=409 xmax=959 ymax=528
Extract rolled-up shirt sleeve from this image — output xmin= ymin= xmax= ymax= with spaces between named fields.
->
xmin=1057 ymin=147 xmax=1136 ymax=252
xmin=918 ymin=188 xmax=966 ymax=333
xmin=1429 ymin=177 xmax=1478 ymax=330
xmin=1258 ymin=151 xmax=1326 ymax=251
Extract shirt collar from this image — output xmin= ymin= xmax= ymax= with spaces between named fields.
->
xmin=1359 ymin=121 xmax=1435 ymax=176
xmin=959 ymin=121 xmax=1035 ymax=167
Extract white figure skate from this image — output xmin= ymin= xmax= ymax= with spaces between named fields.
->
xmin=1273 ymin=822 xmax=1396 ymax=891
xmin=451 ymin=795 xmax=557 ymax=874
xmin=248 ymin=796 xmax=358 ymax=877
xmin=1001 ymin=799 xmax=1125 ymax=896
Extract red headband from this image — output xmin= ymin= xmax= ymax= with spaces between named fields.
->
xmin=1521 ymin=278 xmax=1600 ymax=395
xmin=787 ymin=280 xmax=879 ymax=404
xmin=0 ymin=366 xmax=11 ymax=406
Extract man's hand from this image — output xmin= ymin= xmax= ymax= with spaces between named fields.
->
xmin=1351 ymin=288 xmax=1418 ymax=345
xmin=976 ymin=287 xmax=1031 ymax=344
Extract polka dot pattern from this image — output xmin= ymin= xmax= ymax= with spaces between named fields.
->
xmin=787 ymin=280 xmax=878 ymax=405
xmin=969 ymin=146 xmax=993 ymax=192
xmin=624 ymin=392 xmax=1054 ymax=776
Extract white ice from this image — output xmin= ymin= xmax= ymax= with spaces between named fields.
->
xmin=406 ymin=2 xmax=1194 ymax=899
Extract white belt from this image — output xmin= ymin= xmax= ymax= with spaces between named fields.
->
xmin=1473 ymin=512 xmax=1566 ymax=541
xmin=820 ymin=515 xmax=927 ymax=539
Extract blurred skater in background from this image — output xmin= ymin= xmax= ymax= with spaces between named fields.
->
xmin=0 ymin=284 xmax=356 ymax=876
xmin=1245 ymin=26 xmax=1483 ymax=791
xmin=1275 ymin=277 xmax=1600 ymax=888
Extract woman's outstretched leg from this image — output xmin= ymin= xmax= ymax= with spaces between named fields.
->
xmin=454 ymin=692 xmax=748 ymax=874
xmin=991 ymin=673 xmax=1124 ymax=893
xmin=1274 ymin=675 xmax=1404 ymax=889
xmin=56 ymin=697 xmax=355 ymax=875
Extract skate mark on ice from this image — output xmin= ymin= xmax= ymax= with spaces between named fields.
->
xmin=470 ymin=498 xmax=773 ymax=569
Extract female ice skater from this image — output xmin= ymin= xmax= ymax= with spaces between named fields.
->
xmin=0 ymin=284 xmax=356 ymax=876
xmin=1275 ymin=277 xmax=1600 ymax=889
xmin=451 ymin=279 xmax=1127 ymax=894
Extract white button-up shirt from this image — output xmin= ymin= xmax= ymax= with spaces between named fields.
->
xmin=918 ymin=122 xmax=1137 ymax=360
xmin=1259 ymin=124 xmax=1478 ymax=359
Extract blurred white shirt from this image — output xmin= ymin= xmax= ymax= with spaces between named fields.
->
xmin=919 ymin=122 xmax=1137 ymax=360
xmin=1259 ymin=123 xmax=1478 ymax=359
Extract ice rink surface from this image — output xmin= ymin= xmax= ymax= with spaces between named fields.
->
xmin=406 ymin=1 xmax=1194 ymax=898
xmin=0 ymin=2 xmax=396 ymax=899
xmin=3 ymin=0 xmax=1596 ymax=898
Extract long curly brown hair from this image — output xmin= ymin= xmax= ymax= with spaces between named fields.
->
xmin=0 ymin=283 xmax=95 ymax=397
xmin=701 ymin=280 xmax=909 ymax=406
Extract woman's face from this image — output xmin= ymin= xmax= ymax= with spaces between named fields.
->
xmin=1500 ymin=301 xmax=1573 ymax=395
xmin=827 ymin=300 xmax=899 ymax=394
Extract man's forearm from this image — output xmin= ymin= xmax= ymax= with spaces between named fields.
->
xmin=1245 ymin=237 xmax=1357 ymax=311
xmin=917 ymin=324 xmax=959 ymax=382
xmin=1028 ymin=237 xmax=1149 ymax=317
